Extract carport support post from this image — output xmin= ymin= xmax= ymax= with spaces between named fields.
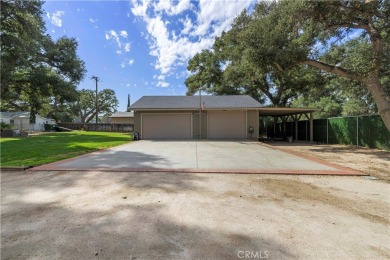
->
xmin=282 ymin=116 xmax=287 ymax=134
xmin=273 ymin=117 xmax=277 ymax=136
xmin=293 ymin=115 xmax=299 ymax=141
xmin=310 ymin=112 xmax=314 ymax=142
xmin=326 ymin=119 xmax=329 ymax=144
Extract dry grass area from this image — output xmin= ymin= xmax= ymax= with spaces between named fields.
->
xmin=267 ymin=141 xmax=390 ymax=182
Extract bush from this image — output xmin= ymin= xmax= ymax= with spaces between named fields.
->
xmin=0 ymin=122 xmax=12 ymax=130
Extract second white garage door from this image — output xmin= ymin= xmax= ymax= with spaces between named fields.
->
xmin=208 ymin=111 xmax=246 ymax=139
xmin=142 ymin=114 xmax=192 ymax=139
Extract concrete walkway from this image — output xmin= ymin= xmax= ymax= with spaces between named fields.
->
xmin=32 ymin=141 xmax=363 ymax=175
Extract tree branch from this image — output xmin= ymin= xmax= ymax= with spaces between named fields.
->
xmin=326 ymin=22 xmax=370 ymax=31
xmin=274 ymin=62 xmax=283 ymax=72
xmin=301 ymin=60 xmax=362 ymax=82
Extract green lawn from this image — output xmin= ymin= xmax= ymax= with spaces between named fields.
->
xmin=0 ymin=131 xmax=132 ymax=167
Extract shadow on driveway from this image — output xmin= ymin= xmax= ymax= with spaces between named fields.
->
xmin=1 ymin=171 xmax=294 ymax=259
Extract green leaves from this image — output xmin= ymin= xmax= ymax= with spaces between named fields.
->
xmin=74 ymin=89 xmax=119 ymax=123
xmin=185 ymin=49 xmax=224 ymax=95
xmin=0 ymin=0 xmax=86 ymax=123
xmin=184 ymin=0 xmax=390 ymax=130
xmin=185 ymin=1 xmax=322 ymax=106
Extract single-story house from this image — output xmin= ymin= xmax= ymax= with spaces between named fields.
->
xmin=129 ymin=95 xmax=261 ymax=139
xmin=108 ymin=111 xmax=134 ymax=124
xmin=0 ymin=112 xmax=55 ymax=131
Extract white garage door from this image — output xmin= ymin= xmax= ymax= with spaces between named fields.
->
xmin=208 ymin=111 xmax=246 ymax=139
xmin=142 ymin=114 xmax=192 ymax=139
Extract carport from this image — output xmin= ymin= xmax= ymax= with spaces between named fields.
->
xmin=259 ymin=107 xmax=318 ymax=142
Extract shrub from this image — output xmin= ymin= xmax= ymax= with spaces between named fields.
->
xmin=0 ymin=122 xmax=12 ymax=130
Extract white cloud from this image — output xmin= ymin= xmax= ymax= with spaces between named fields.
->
xmin=180 ymin=16 xmax=193 ymax=35
xmin=156 ymin=81 xmax=169 ymax=87
xmin=120 ymin=30 xmax=128 ymax=38
xmin=128 ymin=59 xmax=134 ymax=65
xmin=191 ymin=0 xmax=255 ymax=37
xmin=89 ymin=18 xmax=98 ymax=23
xmin=130 ymin=0 xmax=256 ymax=76
xmin=153 ymin=0 xmax=192 ymax=16
xmin=105 ymin=29 xmax=132 ymax=54
xmin=47 ymin=11 xmax=65 ymax=27
xmin=131 ymin=0 xmax=150 ymax=17
xmin=106 ymin=30 xmax=121 ymax=48
xmin=124 ymin=43 xmax=131 ymax=52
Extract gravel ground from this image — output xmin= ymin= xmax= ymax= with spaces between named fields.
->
xmin=265 ymin=142 xmax=390 ymax=182
xmin=1 ymin=170 xmax=389 ymax=259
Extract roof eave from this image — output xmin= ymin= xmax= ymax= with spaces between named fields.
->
xmin=131 ymin=108 xmax=262 ymax=111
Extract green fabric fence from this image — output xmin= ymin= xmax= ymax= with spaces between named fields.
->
xmin=272 ymin=115 xmax=390 ymax=150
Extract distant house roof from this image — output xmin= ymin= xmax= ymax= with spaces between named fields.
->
xmin=0 ymin=112 xmax=31 ymax=119
xmin=109 ymin=111 xmax=134 ymax=118
xmin=129 ymin=95 xmax=262 ymax=110
xmin=0 ymin=112 xmax=54 ymax=122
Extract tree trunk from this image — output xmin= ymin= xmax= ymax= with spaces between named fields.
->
xmin=362 ymin=74 xmax=390 ymax=132
xmin=302 ymin=60 xmax=390 ymax=132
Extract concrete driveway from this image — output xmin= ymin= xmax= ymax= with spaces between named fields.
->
xmin=33 ymin=141 xmax=361 ymax=175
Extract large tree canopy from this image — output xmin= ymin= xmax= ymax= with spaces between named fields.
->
xmin=298 ymin=0 xmax=390 ymax=130
xmin=249 ymin=0 xmax=389 ymax=129
xmin=74 ymin=89 xmax=119 ymax=123
xmin=0 ymin=0 xmax=86 ymax=123
xmin=185 ymin=4 xmax=325 ymax=107
xmin=185 ymin=0 xmax=390 ymax=131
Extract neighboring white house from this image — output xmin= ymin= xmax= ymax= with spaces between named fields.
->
xmin=0 ymin=112 xmax=55 ymax=131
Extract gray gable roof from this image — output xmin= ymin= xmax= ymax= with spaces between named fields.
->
xmin=129 ymin=95 xmax=262 ymax=110
xmin=109 ymin=111 xmax=134 ymax=118
xmin=0 ymin=112 xmax=50 ymax=120
xmin=0 ymin=112 xmax=30 ymax=119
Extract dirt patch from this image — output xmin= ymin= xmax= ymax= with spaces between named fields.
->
xmin=259 ymin=178 xmax=389 ymax=225
xmin=265 ymin=142 xmax=390 ymax=182
xmin=1 ymin=171 xmax=389 ymax=259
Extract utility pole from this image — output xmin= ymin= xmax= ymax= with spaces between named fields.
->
xmin=199 ymin=84 xmax=206 ymax=139
xmin=91 ymin=76 xmax=99 ymax=123
xmin=199 ymin=87 xmax=202 ymax=139
xmin=127 ymin=94 xmax=131 ymax=112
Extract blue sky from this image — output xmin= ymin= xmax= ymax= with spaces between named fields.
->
xmin=43 ymin=0 xmax=258 ymax=112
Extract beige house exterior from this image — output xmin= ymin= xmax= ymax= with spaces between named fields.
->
xmin=130 ymin=96 xmax=261 ymax=140
xmin=109 ymin=111 xmax=134 ymax=124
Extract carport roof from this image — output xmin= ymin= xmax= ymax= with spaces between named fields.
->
xmin=129 ymin=95 xmax=262 ymax=110
xmin=259 ymin=107 xmax=318 ymax=117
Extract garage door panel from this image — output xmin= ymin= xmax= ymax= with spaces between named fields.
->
xmin=208 ymin=111 xmax=246 ymax=139
xmin=142 ymin=114 xmax=192 ymax=139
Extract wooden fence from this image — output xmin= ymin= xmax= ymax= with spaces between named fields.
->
xmin=57 ymin=123 xmax=133 ymax=132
